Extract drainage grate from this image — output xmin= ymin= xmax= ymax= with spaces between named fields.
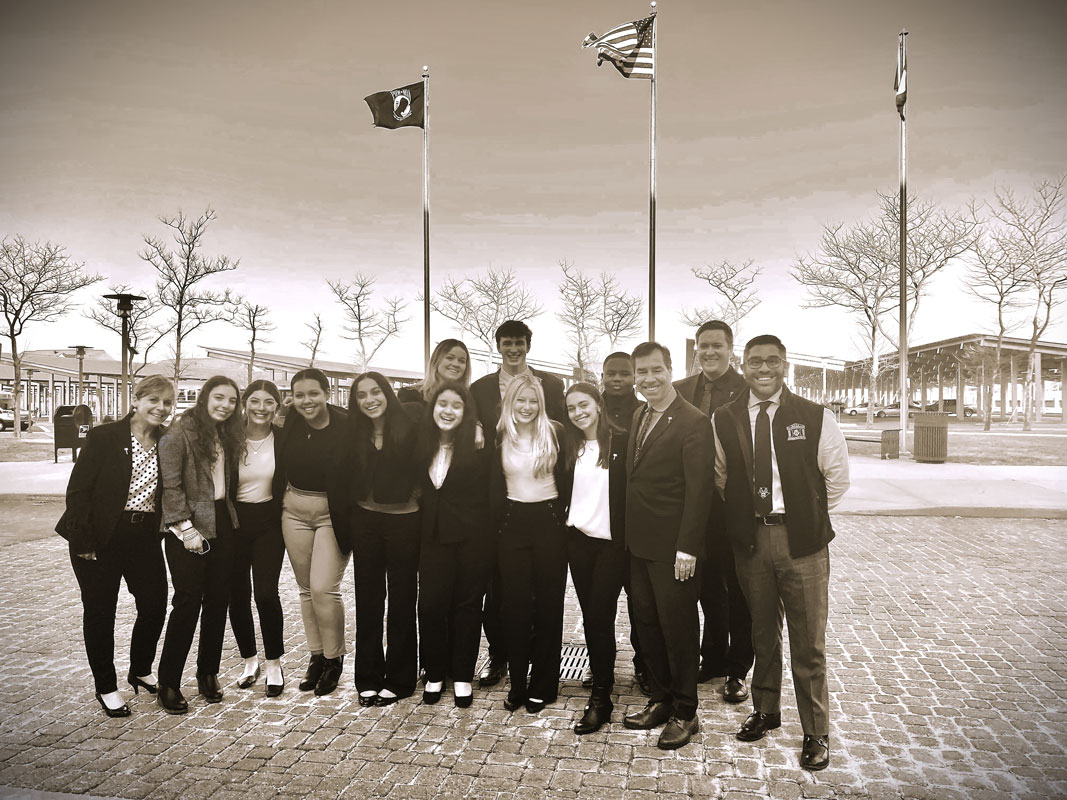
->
xmin=559 ymin=644 xmax=589 ymax=681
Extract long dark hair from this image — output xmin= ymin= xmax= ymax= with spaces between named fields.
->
xmin=348 ymin=371 xmax=415 ymax=500
xmin=415 ymin=382 xmax=479 ymax=474
xmin=563 ymin=382 xmax=613 ymax=470
xmin=184 ymin=374 xmax=244 ymax=470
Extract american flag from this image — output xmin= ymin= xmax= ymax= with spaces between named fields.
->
xmin=582 ymin=15 xmax=655 ymax=80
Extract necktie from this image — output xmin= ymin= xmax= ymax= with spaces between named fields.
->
xmin=633 ymin=406 xmax=654 ymax=465
xmin=699 ymin=381 xmax=713 ymax=418
xmin=754 ymin=401 xmax=773 ymax=516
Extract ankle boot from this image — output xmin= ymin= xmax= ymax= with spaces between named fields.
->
xmin=574 ymin=686 xmax=614 ymax=735
xmin=314 ymin=656 xmax=343 ymax=696
xmin=299 ymin=653 xmax=326 ymax=692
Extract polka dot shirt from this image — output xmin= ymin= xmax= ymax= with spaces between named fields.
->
xmin=125 ymin=432 xmax=159 ymax=512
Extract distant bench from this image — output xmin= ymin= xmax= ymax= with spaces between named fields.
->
xmin=844 ymin=428 xmax=899 ymax=460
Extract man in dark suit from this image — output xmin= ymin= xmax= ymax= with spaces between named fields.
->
xmin=713 ymin=334 xmax=849 ymax=771
xmin=622 ymin=341 xmax=714 ymax=750
xmin=469 ymin=319 xmax=566 ymax=686
xmin=674 ymin=320 xmax=753 ymax=703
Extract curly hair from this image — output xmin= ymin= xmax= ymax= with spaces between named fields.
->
xmin=183 ymin=375 xmax=244 ymax=471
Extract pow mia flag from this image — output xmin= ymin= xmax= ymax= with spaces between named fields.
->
xmin=365 ymin=81 xmax=424 ymax=129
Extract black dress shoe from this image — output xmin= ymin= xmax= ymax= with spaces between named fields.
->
xmin=580 ymin=667 xmax=594 ymax=689
xmin=454 ymin=693 xmax=473 ymax=709
xmin=299 ymin=654 xmax=325 ymax=692
xmin=657 ymin=715 xmax=699 ymax=750
xmin=359 ymin=693 xmax=379 ymax=707
xmin=196 ymin=673 xmax=223 ymax=703
xmin=95 ymin=692 xmax=131 ymax=718
xmin=374 ymin=694 xmax=399 ymax=707
xmin=265 ymin=680 xmax=284 ymax=698
xmin=157 ymin=685 xmax=188 ymax=715
xmin=503 ymin=691 xmax=525 ymax=712
xmin=723 ymin=676 xmax=749 ymax=704
xmin=736 ymin=711 xmax=782 ymax=741
xmin=479 ymin=659 xmax=507 ymax=687
xmin=126 ymin=673 xmax=157 ymax=695
xmin=800 ymin=735 xmax=830 ymax=771
xmin=525 ymin=698 xmax=546 ymax=714
xmin=422 ymin=689 xmax=441 ymax=705
xmin=237 ymin=665 xmax=261 ymax=689
xmin=633 ymin=669 xmax=652 ymax=696
xmin=574 ymin=694 xmax=613 ymax=735
xmin=314 ymin=656 xmax=343 ymax=696
xmin=623 ymin=700 xmax=672 ymax=730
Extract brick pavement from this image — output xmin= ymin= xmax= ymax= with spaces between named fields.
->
xmin=0 ymin=516 xmax=1064 ymax=799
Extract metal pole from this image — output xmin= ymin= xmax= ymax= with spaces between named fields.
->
xmin=120 ymin=312 xmax=130 ymax=416
xmin=423 ymin=66 xmax=431 ymax=368
xmin=897 ymin=30 xmax=909 ymax=448
xmin=648 ymin=3 xmax=657 ymax=341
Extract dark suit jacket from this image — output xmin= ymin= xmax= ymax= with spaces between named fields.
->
xmin=674 ymin=367 xmax=747 ymax=414
xmin=470 ymin=368 xmax=566 ymax=441
xmin=419 ymin=446 xmax=493 ymax=545
xmin=56 ymin=414 xmax=164 ymax=555
xmin=624 ymin=393 xmax=715 ymax=563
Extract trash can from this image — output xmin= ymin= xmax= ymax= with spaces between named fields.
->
xmin=913 ymin=412 xmax=948 ymax=464
xmin=54 ymin=404 xmax=94 ymax=463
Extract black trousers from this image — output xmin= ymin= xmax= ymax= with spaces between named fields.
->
xmin=352 ymin=509 xmax=420 ymax=697
xmin=567 ymin=529 xmax=627 ymax=691
xmin=629 ymin=554 xmax=701 ymax=720
xmin=229 ymin=501 xmax=285 ymax=660
xmin=699 ymin=532 xmax=754 ymax=679
xmin=418 ymin=531 xmax=494 ymax=683
xmin=158 ymin=501 xmax=235 ymax=688
xmin=69 ymin=514 xmax=167 ymax=694
xmin=498 ymin=498 xmax=568 ymax=702
xmin=481 ymin=563 xmax=507 ymax=664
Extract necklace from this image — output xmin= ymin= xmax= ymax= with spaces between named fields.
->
xmin=247 ymin=433 xmax=271 ymax=455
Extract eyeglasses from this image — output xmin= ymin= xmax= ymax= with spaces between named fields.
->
xmin=745 ymin=357 xmax=783 ymax=369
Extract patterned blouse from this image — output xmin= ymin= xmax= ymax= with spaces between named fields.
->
xmin=125 ymin=433 xmax=159 ymax=512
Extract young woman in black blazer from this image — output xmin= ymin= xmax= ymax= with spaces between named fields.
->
xmin=58 ymin=374 xmax=175 ymax=717
xmin=229 ymin=380 xmax=287 ymax=696
xmin=415 ymin=382 xmax=491 ymax=708
xmin=349 ymin=371 xmax=421 ymax=707
xmin=157 ymin=375 xmax=243 ymax=713
xmin=561 ymin=382 xmax=629 ymax=735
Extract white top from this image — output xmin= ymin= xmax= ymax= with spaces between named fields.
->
xmin=238 ymin=433 xmax=275 ymax=503
xmin=430 ymin=444 xmax=453 ymax=490
xmin=125 ymin=433 xmax=158 ymax=512
xmin=566 ymin=440 xmax=611 ymax=540
xmin=713 ymin=388 xmax=850 ymax=511
xmin=502 ymin=443 xmax=557 ymax=503
xmin=211 ymin=442 xmax=226 ymax=502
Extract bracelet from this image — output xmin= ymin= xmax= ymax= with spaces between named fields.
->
xmin=182 ymin=530 xmax=198 ymax=542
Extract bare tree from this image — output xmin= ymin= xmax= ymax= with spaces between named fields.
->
xmin=965 ymin=206 xmax=1028 ymax=429
xmin=234 ymin=301 xmax=276 ymax=385
xmin=328 ymin=275 xmax=407 ymax=372
xmin=680 ymin=258 xmax=762 ymax=344
xmin=429 ymin=265 xmax=543 ymax=367
xmin=594 ymin=272 xmax=643 ymax=350
xmin=988 ymin=176 xmax=1067 ymax=430
xmin=140 ymin=208 xmax=240 ymax=383
xmin=0 ymin=236 xmax=101 ymax=437
xmin=302 ymin=313 xmax=325 ymax=367
xmin=85 ymin=283 xmax=168 ymax=378
xmin=556 ymin=261 xmax=599 ymax=380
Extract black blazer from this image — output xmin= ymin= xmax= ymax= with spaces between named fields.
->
xmin=559 ymin=429 xmax=629 ymax=547
xmin=624 ymin=393 xmax=715 ymax=563
xmin=419 ymin=446 xmax=492 ymax=545
xmin=470 ymin=368 xmax=566 ymax=443
xmin=674 ymin=367 xmax=747 ymax=413
xmin=56 ymin=414 xmax=164 ymax=555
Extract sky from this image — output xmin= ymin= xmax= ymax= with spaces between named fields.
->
xmin=2 ymin=0 xmax=1066 ymax=376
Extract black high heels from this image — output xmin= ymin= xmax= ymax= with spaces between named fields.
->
xmin=126 ymin=673 xmax=157 ymax=695
xmin=95 ymin=692 xmax=131 ymax=718
xmin=157 ymin=685 xmax=188 ymax=715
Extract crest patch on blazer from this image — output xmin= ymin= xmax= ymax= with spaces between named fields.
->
xmin=785 ymin=422 xmax=806 ymax=441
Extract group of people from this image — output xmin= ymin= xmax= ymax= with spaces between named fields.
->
xmin=59 ymin=317 xmax=849 ymax=771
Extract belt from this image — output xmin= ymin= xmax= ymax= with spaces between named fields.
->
xmin=756 ymin=514 xmax=786 ymax=526
xmin=121 ymin=510 xmax=155 ymax=524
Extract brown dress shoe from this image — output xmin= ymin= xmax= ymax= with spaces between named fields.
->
xmin=736 ymin=711 xmax=781 ymax=741
xmin=657 ymin=715 xmax=699 ymax=750
xmin=723 ymin=676 xmax=749 ymax=704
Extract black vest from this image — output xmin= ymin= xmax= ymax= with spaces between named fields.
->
xmin=715 ymin=388 xmax=835 ymax=558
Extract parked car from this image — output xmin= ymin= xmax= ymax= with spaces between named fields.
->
xmin=874 ymin=402 xmax=923 ymax=418
xmin=924 ymin=400 xmax=977 ymax=417
xmin=0 ymin=407 xmax=30 ymax=431
xmin=844 ymin=404 xmax=870 ymax=416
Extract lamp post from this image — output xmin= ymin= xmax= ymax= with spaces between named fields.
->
xmin=68 ymin=345 xmax=90 ymax=405
xmin=103 ymin=293 xmax=145 ymax=416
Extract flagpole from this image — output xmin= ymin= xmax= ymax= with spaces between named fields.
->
xmin=897 ymin=31 xmax=908 ymax=450
xmin=423 ymin=66 xmax=431 ymax=368
xmin=648 ymin=1 xmax=657 ymax=341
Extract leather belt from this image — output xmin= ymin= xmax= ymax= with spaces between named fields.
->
xmin=756 ymin=514 xmax=786 ymax=526
xmin=121 ymin=510 xmax=154 ymax=523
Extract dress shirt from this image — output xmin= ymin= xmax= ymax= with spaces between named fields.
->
xmin=713 ymin=389 xmax=850 ymax=511
xmin=429 ymin=443 xmax=453 ymax=490
xmin=498 ymin=366 xmax=535 ymax=399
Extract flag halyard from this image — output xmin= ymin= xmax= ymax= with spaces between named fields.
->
xmin=582 ymin=15 xmax=655 ymax=80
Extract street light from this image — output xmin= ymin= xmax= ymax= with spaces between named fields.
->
xmin=103 ymin=293 xmax=145 ymax=416
xmin=68 ymin=345 xmax=90 ymax=405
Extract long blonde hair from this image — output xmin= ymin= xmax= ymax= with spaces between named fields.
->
xmin=498 ymin=374 xmax=558 ymax=478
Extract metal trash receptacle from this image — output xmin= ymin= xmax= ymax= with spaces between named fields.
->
xmin=54 ymin=404 xmax=94 ymax=463
xmin=913 ymin=412 xmax=948 ymax=464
